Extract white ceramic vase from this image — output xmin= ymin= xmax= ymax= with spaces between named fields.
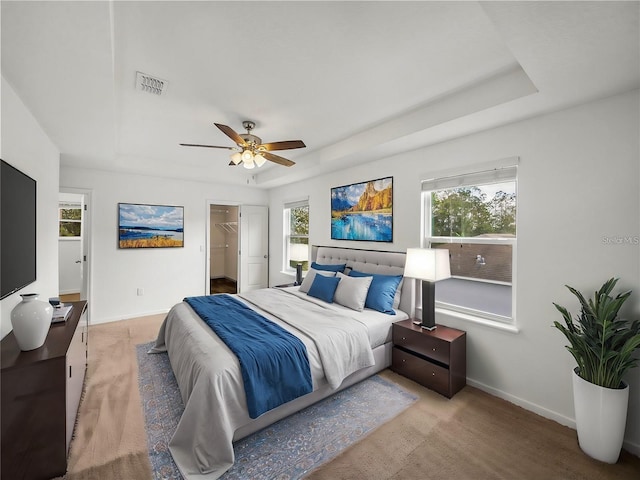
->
xmin=572 ymin=368 xmax=629 ymax=463
xmin=10 ymin=293 xmax=53 ymax=351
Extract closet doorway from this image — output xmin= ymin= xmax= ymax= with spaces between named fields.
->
xmin=209 ymin=205 xmax=239 ymax=294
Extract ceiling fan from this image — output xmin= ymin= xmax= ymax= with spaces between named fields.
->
xmin=180 ymin=121 xmax=306 ymax=169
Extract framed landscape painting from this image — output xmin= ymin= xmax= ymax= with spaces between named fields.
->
xmin=118 ymin=203 xmax=184 ymax=248
xmin=331 ymin=176 xmax=393 ymax=242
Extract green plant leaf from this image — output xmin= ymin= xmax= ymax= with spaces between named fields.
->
xmin=552 ymin=278 xmax=640 ymax=389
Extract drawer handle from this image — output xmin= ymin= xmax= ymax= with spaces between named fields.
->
xmin=432 ymin=348 xmax=437 ymax=352
xmin=402 ymin=337 xmax=406 ymax=340
xmin=432 ymin=372 xmax=436 ymax=376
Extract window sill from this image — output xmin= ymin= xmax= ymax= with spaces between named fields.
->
xmin=435 ymin=306 xmax=520 ymax=334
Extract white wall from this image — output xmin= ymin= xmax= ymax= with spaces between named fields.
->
xmin=268 ymin=89 xmax=640 ymax=453
xmin=1 ymin=76 xmax=60 ymax=339
xmin=59 ymin=166 xmax=267 ymax=324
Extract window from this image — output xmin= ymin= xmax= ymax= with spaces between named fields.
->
xmin=59 ymin=203 xmax=82 ymax=238
xmin=422 ymin=165 xmax=517 ymax=323
xmin=283 ymin=200 xmax=309 ymax=273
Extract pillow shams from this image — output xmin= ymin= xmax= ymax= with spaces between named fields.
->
xmin=333 ymin=272 xmax=373 ymax=311
xmin=310 ymin=262 xmax=347 ymax=273
xmin=299 ymin=268 xmax=336 ymax=293
xmin=307 ymin=274 xmax=341 ymax=303
xmin=349 ymin=270 xmax=403 ymax=314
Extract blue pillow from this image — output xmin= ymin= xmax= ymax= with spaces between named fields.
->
xmin=307 ymin=274 xmax=341 ymax=303
xmin=349 ymin=270 xmax=403 ymax=314
xmin=311 ymin=262 xmax=347 ymax=273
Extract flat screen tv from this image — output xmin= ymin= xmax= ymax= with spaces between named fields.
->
xmin=1 ymin=159 xmax=37 ymax=299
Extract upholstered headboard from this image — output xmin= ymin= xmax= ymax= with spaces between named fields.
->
xmin=312 ymin=246 xmax=416 ymax=316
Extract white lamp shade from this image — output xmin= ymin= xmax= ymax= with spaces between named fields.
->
xmin=243 ymin=154 xmax=255 ymax=169
xmin=290 ymin=243 xmax=308 ymax=262
xmin=230 ymin=152 xmax=242 ymax=165
xmin=404 ymin=248 xmax=451 ymax=281
xmin=254 ymin=154 xmax=267 ymax=167
xmin=241 ymin=149 xmax=254 ymax=162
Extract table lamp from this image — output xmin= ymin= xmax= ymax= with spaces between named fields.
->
xmin=290 ymin=243 xmax=308 ymax=285
xmin=404 ymin=248 xmax=451 ymax=330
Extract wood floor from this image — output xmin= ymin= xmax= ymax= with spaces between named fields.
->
xmin=59 ymin=293 xmax=81 ymax=303
xmin=210 ymin=278 xmax=237 ymax=294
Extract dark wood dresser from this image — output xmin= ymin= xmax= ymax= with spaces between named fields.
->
xmin=1 ymin=300 xmax=88 ymax=480
xmin=391 ymin=319 xmax=466 ymax=398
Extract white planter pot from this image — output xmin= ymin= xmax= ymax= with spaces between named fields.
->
xmin=572 ymin=368 xmax=629 ymax=463
xmin=10 ymin=293 xmax=53 ymax=351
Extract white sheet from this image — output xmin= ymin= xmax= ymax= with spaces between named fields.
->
xmin=150 ymin=288 xmax=402 ymax=479
xmin=281 ymin=286 xmax=408 ymax=348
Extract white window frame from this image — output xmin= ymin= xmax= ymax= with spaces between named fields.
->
xmin=59 ymin=202 xmax=82 ymax=239
xmin=421 ymin=162 xmax=518 ymax=329
xmin=283 ymin=199 xmax=309 ymax=275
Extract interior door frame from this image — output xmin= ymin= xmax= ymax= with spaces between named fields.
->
xmin=205 ymin=199 xmax=241 ymax=295
xmin=59 ymin=187 xmax=92 ymax=319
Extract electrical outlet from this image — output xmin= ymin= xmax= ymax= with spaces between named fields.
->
xmin=137 ymin=288 xmax=144 ymax=296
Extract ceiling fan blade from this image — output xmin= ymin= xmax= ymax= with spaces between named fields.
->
xmin=228 ymin=161 xmax=239 ymax=167
xmin=214 ymin=123 xmax=246 ymax=146
xmin=260 ymin=140 xmax=306 ymax=151
xmin=261 ymin=151 xmax=295 ymax=167
xmin=180 ymin=143 xmax=235 ymax=150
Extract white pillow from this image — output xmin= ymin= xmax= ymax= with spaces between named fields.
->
xmin=334 ymin=272 xmax=373 ymax=312
xmin=299 ymin=268 xmax=336 ymax=293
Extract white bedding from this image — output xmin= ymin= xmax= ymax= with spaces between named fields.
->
xmin=151 ymin=287 xmax=403 ymax=479
xmin=282 ymin=286 xmax=408 ymax=348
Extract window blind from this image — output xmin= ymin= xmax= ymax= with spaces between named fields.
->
xmin=422 ymin=165 xmax=517 ymax=192
xmin=284 ymin=198 xmax=309 ymax=210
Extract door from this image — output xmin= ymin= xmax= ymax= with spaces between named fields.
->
xmin=58 ymin=189 xmax=91 ymax=303
xmin=239 ymin=205 xmax=268 ymax=292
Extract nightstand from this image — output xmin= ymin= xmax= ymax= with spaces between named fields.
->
xmin=391 ymin=319 xmax=466 ymax=398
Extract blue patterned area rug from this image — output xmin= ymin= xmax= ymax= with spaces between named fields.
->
xmin=136 ymin=342 xmax=417 ymax=479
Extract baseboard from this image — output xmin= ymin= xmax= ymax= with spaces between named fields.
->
xmin=467 ymin=378 xmax=640 ymax=458
xmin=89 ymin=308 xmax=170 ymax=325
xmin=467 ymin=378 xmax=575 ymax=428
xmin=623 ymin=439 xmax=640 ymax=458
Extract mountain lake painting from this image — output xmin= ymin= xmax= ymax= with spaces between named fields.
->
xmin=118 ymin=203 xmax=184 ymax=248
xmin=331 ymin=176 xmax=393 ymax=242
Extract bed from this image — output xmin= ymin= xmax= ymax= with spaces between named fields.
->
xmin=150 ymin=246 xmax=416 ymax=479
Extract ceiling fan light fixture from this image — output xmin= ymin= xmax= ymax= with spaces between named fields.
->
xmin=254 ymin=154 xmax=267 ymax=167
xmin=230 ymin=152 xmax=243 ymax=165
xmin=241 ymin=149 xmax=254 ymax=162
xmin=243 ymin=158 xmax=255 ymax=169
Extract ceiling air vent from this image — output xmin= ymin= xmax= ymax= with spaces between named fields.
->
xmin=136 ymin=71 xmax=168 ymax=95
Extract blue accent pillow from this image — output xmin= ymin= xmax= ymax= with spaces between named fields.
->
xmin=311 ymin=262 xmax=347 ymax=273
xmin=349 ymin=270 xmax=403 ymax=314
xmin=307 ymin=274 xmax=341 ymax=303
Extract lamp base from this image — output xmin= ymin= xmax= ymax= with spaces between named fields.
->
xmin=421 ymin=280 xmax=437 ymax=330
xmin=295 ymin=263 xmax=303 ymax=286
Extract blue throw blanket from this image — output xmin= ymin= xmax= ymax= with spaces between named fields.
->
xmin=184 ymin=294 xmax=313 ymax=418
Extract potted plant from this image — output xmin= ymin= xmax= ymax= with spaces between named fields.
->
xmin=553 ymin=278 xmax=640 ymax=463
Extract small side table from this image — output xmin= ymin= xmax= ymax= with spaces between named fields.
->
xmin=391 ymin=319 xmax=466 ymax=398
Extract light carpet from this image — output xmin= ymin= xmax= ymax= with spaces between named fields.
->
xmin=60 ymin=314 xmax=640 ymax=480
xmin=136 ymin=342 xmax=418 ymax=479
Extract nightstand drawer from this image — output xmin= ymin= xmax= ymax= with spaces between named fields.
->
xmin=393 ymin=326 xmax=450 ymax=365
xmin=392 ymin=347 xmax=450 ymax=396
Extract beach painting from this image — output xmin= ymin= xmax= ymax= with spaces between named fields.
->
xmin=331 ymin=176 xmax=393 ymax=242
xmin=118 ymin=203 xmax=184 ymax=248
